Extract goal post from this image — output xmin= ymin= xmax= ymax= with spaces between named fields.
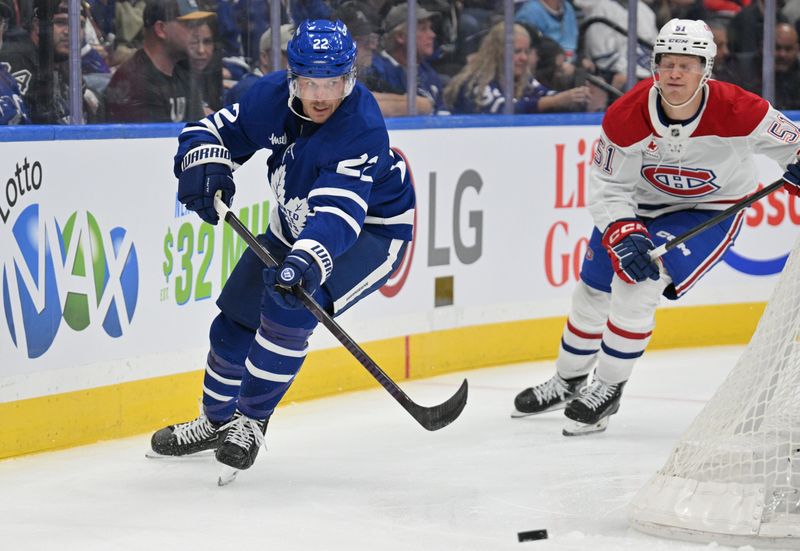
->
xmin=629 ymin=235 xmax=800 ymax=549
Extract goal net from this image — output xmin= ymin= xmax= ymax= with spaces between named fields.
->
xmin=629 ymin=234 xmax=800 ymax=549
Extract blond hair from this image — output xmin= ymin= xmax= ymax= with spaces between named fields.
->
xmin=444 ymin=22 xmax=531 ymax=109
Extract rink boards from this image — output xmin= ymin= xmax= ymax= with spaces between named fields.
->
xmin=0 ymin=115 xmax=796 ymax=458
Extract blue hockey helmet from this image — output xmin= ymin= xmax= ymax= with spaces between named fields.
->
xmin=287 ymin=19 xmax=357 ymax=78
xmin=286 ymin=19 xmax=358 ymax=108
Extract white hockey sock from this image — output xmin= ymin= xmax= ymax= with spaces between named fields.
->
xmin=594 ymin=273 xmax=669 ymax=384
xmin=555 ymin=282 xmax=610 ymax=379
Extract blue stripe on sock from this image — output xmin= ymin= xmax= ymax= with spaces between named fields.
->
xmin=600 ymin=341 xmax=645 ymax=360
xmin=561 ymin=339 xmax=599 ymax=356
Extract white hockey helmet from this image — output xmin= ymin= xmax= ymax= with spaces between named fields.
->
xmin=651 ymin=18 xmax=716 ymax=84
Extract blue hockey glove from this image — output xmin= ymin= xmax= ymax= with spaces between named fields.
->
xmin=783 ymin=161 xmax=800 ymax=197
xmin=263 ymin=250 xmax=323 ymax=310
xmin=601 ymin=219 xmax=660 ymax=284
xmin=178 ymin=144 xmax=235 ymax=225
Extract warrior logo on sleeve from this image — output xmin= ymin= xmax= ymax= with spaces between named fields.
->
xmin=641 ymin=165 xmax=719 ymax=198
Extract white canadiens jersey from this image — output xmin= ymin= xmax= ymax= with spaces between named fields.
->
xmin=588 ymin=78 xmax=800 ymax=231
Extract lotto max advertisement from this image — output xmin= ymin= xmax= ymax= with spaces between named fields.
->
xmin=0 ymin=124 xmax=797 ymax=408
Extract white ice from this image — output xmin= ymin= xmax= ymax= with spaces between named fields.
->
xmin=0 ymin=346 xmax=776 ymax=550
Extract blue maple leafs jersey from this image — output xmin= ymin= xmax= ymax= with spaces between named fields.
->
xmin=175 ymin=70 xmax=415 ymax=272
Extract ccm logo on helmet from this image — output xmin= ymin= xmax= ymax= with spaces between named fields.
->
xmin=641 ymin=165 xmax=718 ymax=197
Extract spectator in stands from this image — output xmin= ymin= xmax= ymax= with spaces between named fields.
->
xmin=0 ymin=0 xmax=102 ymax=123
xmin=105 ymin=0 xmax=213 ymax=122
xmin=370 ymin=2 xmax=447 ymax=115
xmin=444 ymin=22 xmax=590 ymax=114
xmin=652 ymin=0 xmax=709 ymax=28
xmin=728 ymin=0 xmax=787 ymax=54
xmin=708 ymin=18 xmax=736 ymax=82
xmin=334 ymin=0 xmax=426 ymax=117
xmin=774 ymin=22 xmax=800 ymax=110
xmin=335 ymin=2 xmax=379 ymax=86
xmin=703 ymin=0 xmax=751 ymax=15
xmin=88 ymin=0 xmax=116 ymax=39
xmin=224 ymin=23 xmax=294 ymax=105
xmin=581 ymin=0 xmax=658 ymax=92
xmin=112 ymin=0 xmax=146 ymax=66
xmin=0 ymin=0 xmax=28 ymax=124
xmin=0 ymin=0 xmax=30 ymax=46
xmin=186 ymin=19 xmax=221 ymax=114
xmin=515 ymin=0 xmax=579 ymax=63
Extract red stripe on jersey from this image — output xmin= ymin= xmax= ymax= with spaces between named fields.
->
xmin=606 ymin=320 xmax=652 ymax=340
xmin=567 ymin=320 xmax=602 ymax=340
xmin=675 ymin=210 xmax=745 ymax=295
xmin=693 ymin=80 xmax=769 ymax=138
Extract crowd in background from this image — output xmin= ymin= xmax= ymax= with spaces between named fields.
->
xmin=0 ymin=0 xmax=797 ymax=125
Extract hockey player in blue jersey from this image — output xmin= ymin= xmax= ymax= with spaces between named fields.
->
xmin=150 ymin=20 xmax=415 ymax=473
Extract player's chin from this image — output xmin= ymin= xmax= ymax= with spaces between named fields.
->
xmin=308 ymin=108 xmax=333 ymax=123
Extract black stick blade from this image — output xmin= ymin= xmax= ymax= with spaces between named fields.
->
xmin=406 ymin=378 xmax=469 ymax=431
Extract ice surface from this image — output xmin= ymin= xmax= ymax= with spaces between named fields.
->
xmin=0 ymin=346 xmax=778 ymax=550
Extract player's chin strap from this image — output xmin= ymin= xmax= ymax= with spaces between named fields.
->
xmin=287 ymin=93 xmax=313 ymax=122
xmin=656 ymin=80 xmax=707 ymax=109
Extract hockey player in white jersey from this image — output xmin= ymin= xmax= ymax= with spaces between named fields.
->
xmin=513 ymin=18 xmax=800 ymax=435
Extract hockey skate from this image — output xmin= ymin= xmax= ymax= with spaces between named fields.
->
xmin=148 ymin=408 xmax=224 ymax=458
xmin=216 ymin=412 xmax=269 ymax=486
xmin=511 ymin=373 xmax=588 ymax=418
xmin=562 ymin=379 xmax=626 ymax=436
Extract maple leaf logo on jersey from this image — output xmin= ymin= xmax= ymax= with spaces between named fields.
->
xmin=271 ymin=163 xmax=308 ymax=237
xmin=641 ymin=165 xmax=719 ymax=198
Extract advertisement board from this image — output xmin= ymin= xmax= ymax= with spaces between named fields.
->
xmin=1 ymin=120 xmax=797 ymax=455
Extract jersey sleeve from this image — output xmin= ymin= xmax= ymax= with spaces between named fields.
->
xmin=173 ymin=74 xmax=284 ymax=177
xmin=292 ymin=127 xmax=388 ymax=278
xmin=746 ymin=105 xmax=800 ymax=168
xmin=587 ymin=128 xmax=644 ymax=231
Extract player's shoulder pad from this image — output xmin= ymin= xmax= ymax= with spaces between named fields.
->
xmin=316 ymin=85 xmax=389 ymax=165
xmin=601 ymin=78 xmax=655 ymax=147
xmin=693 ymin=79 xmax=770 ymax=138
xmin=340 ymin=82 xmax=387 ymax=130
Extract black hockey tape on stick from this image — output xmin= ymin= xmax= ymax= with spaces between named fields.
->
xmin=518 ymin=529 xmax=548 ymax=542
xmin=212 ymin=194 xmax=468 ymax=432
xmin=649 ymin=178 xmax=787 ymax=260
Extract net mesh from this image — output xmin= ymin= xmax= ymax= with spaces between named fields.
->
xmin=630 ymin=233 xmax=800 ymax=544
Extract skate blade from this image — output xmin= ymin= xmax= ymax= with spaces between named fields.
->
xmin=510 ymin=403 xmax=568 ymax=418
xmin=218 ymin=465 xmax=239 ymax=486
xmin=562 ymin=416 xmax=610 ymax=436
xmin=145 ymin=449 xmax=215 ymax=460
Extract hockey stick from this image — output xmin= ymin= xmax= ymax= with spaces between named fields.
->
xmin=649 ymin=178 xmax=786 ymax=260
xmin=213 ymin=196 xmax=468 ymax=431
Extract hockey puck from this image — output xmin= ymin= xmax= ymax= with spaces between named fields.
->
xmin=517 ymin=529 xmax=548 ymax=542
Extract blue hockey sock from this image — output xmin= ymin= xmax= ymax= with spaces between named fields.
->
xmin=237 ymin=316 xmax=314 ymax=420
xmin=203 ymin=313 xmax=255 ymax=423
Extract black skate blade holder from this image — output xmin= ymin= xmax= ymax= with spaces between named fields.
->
xmin=213 ymin=194 xmax=468 ymax=431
